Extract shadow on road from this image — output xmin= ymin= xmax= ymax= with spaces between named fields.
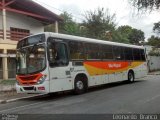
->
xmin=87 ymin=80 xmax=145 ymax=93
xmin=21 ymin=79 xmax=145 ymax=102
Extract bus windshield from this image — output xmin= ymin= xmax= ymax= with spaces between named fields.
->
xmin=16 ymin=44 xmax=46 ymax=75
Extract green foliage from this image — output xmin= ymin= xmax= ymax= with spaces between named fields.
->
xmin=44 ymin=11 xmax=81 ymax=36
xmin=109 ymin=30 xmax=129 ymax=43
xmin=147 ymin=35 xmax=160 ymax=47
xmin=117 ymin=25 xmax=132 ymax=39
xmin=148 ymin=50 xmax=160 ymax=56
xmin=83 ymin=8 xmax=116 ymax=40
xmin=116 ymin=25 xmax=145 ymax=44
xmin=59 ymin=12 xmax=81 ymax=35
xmin=153 ymin=21 xmax=160 ymax=35
xmin=116 ymin=25 xmax=133 ymax=43
xmin=45 ymin=9 xmax=145 ymax=45
xmin=128 ymin=29 xmax=145 ymax=44
xmin=129 ymin=0 xmax=160 ymax=11
xmin=83 ymin=8 xmax=145 ymax=44
xmin=146 ymin=21 xmax=160 ymax=47
xmin=148 ymin=46 xmax=160 ymax=56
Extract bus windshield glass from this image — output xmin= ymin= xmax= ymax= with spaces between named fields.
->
xmin=16 ymin=44 xmax=46 ymax=75
xmin=17 ymin=34 xmax=45 ymax=48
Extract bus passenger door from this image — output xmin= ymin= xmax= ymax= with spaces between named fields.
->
xmin=48 ymin=41 xmax=73 ymax=92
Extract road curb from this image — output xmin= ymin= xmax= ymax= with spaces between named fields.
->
xmin=148 ymin=73 xmax=160 ymax=75
xmin=0 ymin=100 xmax=7 ymax=104
xmin=0 ymin=94 xmax=46 ymax=104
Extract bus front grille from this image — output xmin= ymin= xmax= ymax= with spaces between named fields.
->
xmin=23 ymin=86 xmax=34 ymax=90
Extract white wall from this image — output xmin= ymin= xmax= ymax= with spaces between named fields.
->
xmin=144 ymin=45 xmax=153 ymax=55
xmin=0 ymin=11 xmax=44 ymax=34
xmin=148 ymin=56 xmax=160 ymax=71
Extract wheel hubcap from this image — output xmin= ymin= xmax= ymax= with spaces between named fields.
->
xmin=76 ymin=81 xmax=84 ymax=90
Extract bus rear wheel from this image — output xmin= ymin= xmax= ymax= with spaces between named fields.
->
xmin=128 ymin=71 xmax=134 ymax=83
xmin=74 ymin=76 xmax=87 ymax=94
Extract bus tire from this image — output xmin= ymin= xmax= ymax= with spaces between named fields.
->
xmin=74 ymin=75 xmax=87 ymax=94
xmin=128 ymin=71 xmax=134 ymax=83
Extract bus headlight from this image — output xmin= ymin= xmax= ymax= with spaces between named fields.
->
xmin=37 ymin=74 xmax=47 ymax=84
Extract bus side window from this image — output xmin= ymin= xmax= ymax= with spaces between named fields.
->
xmin=69 ymin=41 xmax=85 ymax=60
xmin=140 ymin=49 xmax=146 ymax=61
xmin=133 ymin=48 xmax=141 ymax=60
xmin=124 ymin=47 xmax=133 ymax=60
xmin=85 ymin=43 xmax=100 ymax=60
xmin=113 ymin=46 xmax=125 ymax=60
xmin=101 ymin=45 xmax=113 ymax=60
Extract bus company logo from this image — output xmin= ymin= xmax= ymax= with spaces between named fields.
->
xmin=108 ymin=63 xmax=121 ymax=68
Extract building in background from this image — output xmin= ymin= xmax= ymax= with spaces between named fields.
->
xmin=0 ymin=0 xmax=63 ymax=80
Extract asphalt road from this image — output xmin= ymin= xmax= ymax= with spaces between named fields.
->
xmin=0 ymin=75 xmax=160 ymax=119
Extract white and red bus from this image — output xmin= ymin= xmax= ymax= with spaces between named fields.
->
xmin=16 ymin=32 xmax=147 ymax=94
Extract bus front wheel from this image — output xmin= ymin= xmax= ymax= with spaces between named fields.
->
xmin=74 ymin=76 xmax=87 ymax=94
xmin=128 ymin=71 xmax=134 ymax=83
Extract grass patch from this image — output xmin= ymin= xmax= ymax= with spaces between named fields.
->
xmin=0 ymin=80 xmax=16 ymax=85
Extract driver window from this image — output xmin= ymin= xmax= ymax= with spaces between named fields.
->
xmin=48 ymin=42 xmax=68 ymax=67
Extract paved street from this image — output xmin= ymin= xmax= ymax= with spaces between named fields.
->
xmin=0 ymin=75 xmax=160 ymax=115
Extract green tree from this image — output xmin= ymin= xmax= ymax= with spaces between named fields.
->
xmin=128 ymin=29 xmax=145 ymax=44
xmin=116 ymin=25 xmax=145 ymax=44
xmin=129 ymin=0 xmax=160 ymax=11
xmin=45 ymin=9 xmax=145 ymax=45
xmin=83 ymin=8 xmax=116 ymax=40
xmin=153 ymin=21 xmax=160 ymax=35
xmin=147 ymin=35 xmax=160 ymax=47
xmin=59 ymin=12 xmax=80 ymax=35
xmin=116 ymin=25 xmax=133 ymax=43
xmin=117 ymin=25 xmax=133 ymax=38
xmin=45 ymin=11 xmax=81 ymax=35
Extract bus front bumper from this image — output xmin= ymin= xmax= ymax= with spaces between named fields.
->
xmin=16 ymin=81 xmax=49 ymax=94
